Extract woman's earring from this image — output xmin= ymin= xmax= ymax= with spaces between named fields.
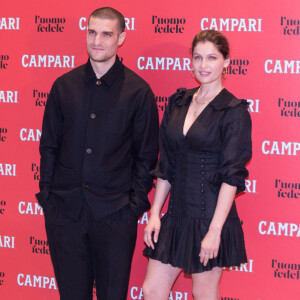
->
xmin=223 ymin=67 xmax=228 ymax=78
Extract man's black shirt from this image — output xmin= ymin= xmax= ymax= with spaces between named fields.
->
xmin=36 ymin=56 xmax=159 ymax=220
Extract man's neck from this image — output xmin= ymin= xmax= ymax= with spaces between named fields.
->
xmin=90 ymin=56 xmax=117 ymax=79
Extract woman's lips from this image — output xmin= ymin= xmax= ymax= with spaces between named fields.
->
xmin=199 ymin=71 xmax=210 ymax=76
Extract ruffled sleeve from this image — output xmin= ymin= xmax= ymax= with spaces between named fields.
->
xmin=150 ymin=88 xmax=186 ymax=183
xmin=209 ymin=100 xmax=252 ymax=194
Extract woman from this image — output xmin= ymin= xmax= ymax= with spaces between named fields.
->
xmin=142 ymin=30 xmax=252 ymax=300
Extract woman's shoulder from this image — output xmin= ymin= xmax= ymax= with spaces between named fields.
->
xmin=168 ymin=87 xmax=198 ymax=106
xmin=210 ymin=88 xmax=248 ymax=111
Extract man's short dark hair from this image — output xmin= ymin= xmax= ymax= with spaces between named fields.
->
xmin=88 ymin=7 xmax=125 ymax=32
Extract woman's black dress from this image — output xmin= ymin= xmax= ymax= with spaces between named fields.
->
xmin=143 ymin=87 xmax=252 ymax=274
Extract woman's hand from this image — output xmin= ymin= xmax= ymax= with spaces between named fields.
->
xmin=144 ymin=214 xmax=161 ymax=250
xmin=199 ymin=227 xmax=221 ymax=266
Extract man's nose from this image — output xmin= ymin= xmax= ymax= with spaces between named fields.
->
xmin=94 ymin=34 xmax=102 ymax=45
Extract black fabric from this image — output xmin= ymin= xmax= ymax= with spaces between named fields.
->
xmin=45 ymin=201 xmax=138 ymax=300
xmin=144 ymin=87 xmax=252 ymax=274
xmin=36 ymin=56 xmax=159 ymax=220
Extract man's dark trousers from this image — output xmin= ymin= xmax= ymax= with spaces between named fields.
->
xmin=45 ymin=199 xmax=138 ymax=300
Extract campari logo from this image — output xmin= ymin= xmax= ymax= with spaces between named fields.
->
xmin=0 ymin=90 xmax=18 ymax=104
xmin=138 ymin=212 xmax=165 ymax=225
xmin=17 ymin=274 xmax=57 ymax=290
xmin=245 ymin=179 xmax=257 ymax=193
xmin=152 ymin=16 xmax=186 ymax=33
xmin=20 ymin=129 xmax=41 ymax=142
xmin=0 ymin=235 xmax=15 ymax=248
xmin=33 ymin=89 xmax=49 ymax=107
xmin=35 ymin=16 xmax=65 ymax=33
xmin=201 ymin=18 xmax=262 ymax=32
xmin=137 ymin=56 xmax=191 ymax=71
xmin=130 ymin=286 xmax=188 ymax=300
xmin=0 ymin=272 xmax=5 ymax=286
xmin=265 ymin=59 xmax=300 ymax=74
xmin=0 ymin=128 xmax=7 ymax=142
xmin=30 ymin=236 xmax=50 ymax=255
xmin=0 ymin=200 xmax=6 ymax=215
xmin=224 ymin=259 xmax=254 ymax=273
xmin=281 ymin=17 xmax=300 ymax=35
xmin=19 ymin=201 xmax=43 ymax=216
xmin=275 ymin=179 xmax=300 ymax=199
xmin=259 ymin=221 xmax=300 ymax=237
xmin=262 ymin=141 xmax=300 ymax=156
xmin=31 ymin=163 xmax=40 ymax=181
xmin=0 ymin=55 xmax=9 ymax=69
xmin=22 ymin=54 xmax=75 ymax=68
xmin=278 ymin=97 xmax=300 ymax=117
xmin=0 ymin=17 xmax=20 ymax=30
xmin=79 ymin=17 xmax=135 ymax=30
xmin=0 ymin=163 xmax=16 ymax=176
xmin=247 ymin=99 xmax=260 ymax=113
xmin=272 ymin=259 xmax=300 ymax=280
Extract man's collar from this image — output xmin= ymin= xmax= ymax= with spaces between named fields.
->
xmin=85 ymin=59 xmax=96 ymax=82
xmin=85 ymin=55 xmax=124 ymax=86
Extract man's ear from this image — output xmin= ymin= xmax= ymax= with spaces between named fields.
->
xmin=118 ymin=31 xmax=126 ymax=46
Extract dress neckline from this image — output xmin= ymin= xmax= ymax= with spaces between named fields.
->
xmin=182 ymin=88 xmax=224 ymax=137
xmin=183 ymin=102 xmax=210 ymax=137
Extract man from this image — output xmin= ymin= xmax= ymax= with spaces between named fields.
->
xmin=36 ymin=7 xmax=159 ymax=300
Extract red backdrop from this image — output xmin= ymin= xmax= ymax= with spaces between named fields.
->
xmin=1 ymin=0 xmax=300 ymax=299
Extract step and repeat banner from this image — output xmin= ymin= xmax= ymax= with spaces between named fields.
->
xmin=1 ymin=0 xmax=299 ymax=299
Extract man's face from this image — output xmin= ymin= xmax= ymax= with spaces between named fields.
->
xmin=87 ymin=17 xmax=126 ymax=64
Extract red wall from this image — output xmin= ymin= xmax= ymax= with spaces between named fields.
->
xmin=1 ymin=0 xmax=300 ymax=299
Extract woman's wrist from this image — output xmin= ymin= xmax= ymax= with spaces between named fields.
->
xmin=208 ymin=225 xmax=222 ymax=235
xmin=150 ymin=207 xmax=161 ymax=217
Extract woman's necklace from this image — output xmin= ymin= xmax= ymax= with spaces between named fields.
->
xmin=192 ymin=87 xmax=210 ymax=117
xmin=194 ymin=87 xmax=209 ymax=105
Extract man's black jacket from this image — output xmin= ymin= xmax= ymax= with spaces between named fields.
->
xmin=36 ymin=57 xmax=159 ymax=220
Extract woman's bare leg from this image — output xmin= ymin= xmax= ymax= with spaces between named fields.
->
xmin=142 ymin=258 xmax=182 ymax=300
xmin=191 ymin=267 xmax=223 ymax=300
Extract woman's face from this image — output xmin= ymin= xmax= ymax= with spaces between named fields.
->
xmin=192 ymin=41 xmax=230 ymax=86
